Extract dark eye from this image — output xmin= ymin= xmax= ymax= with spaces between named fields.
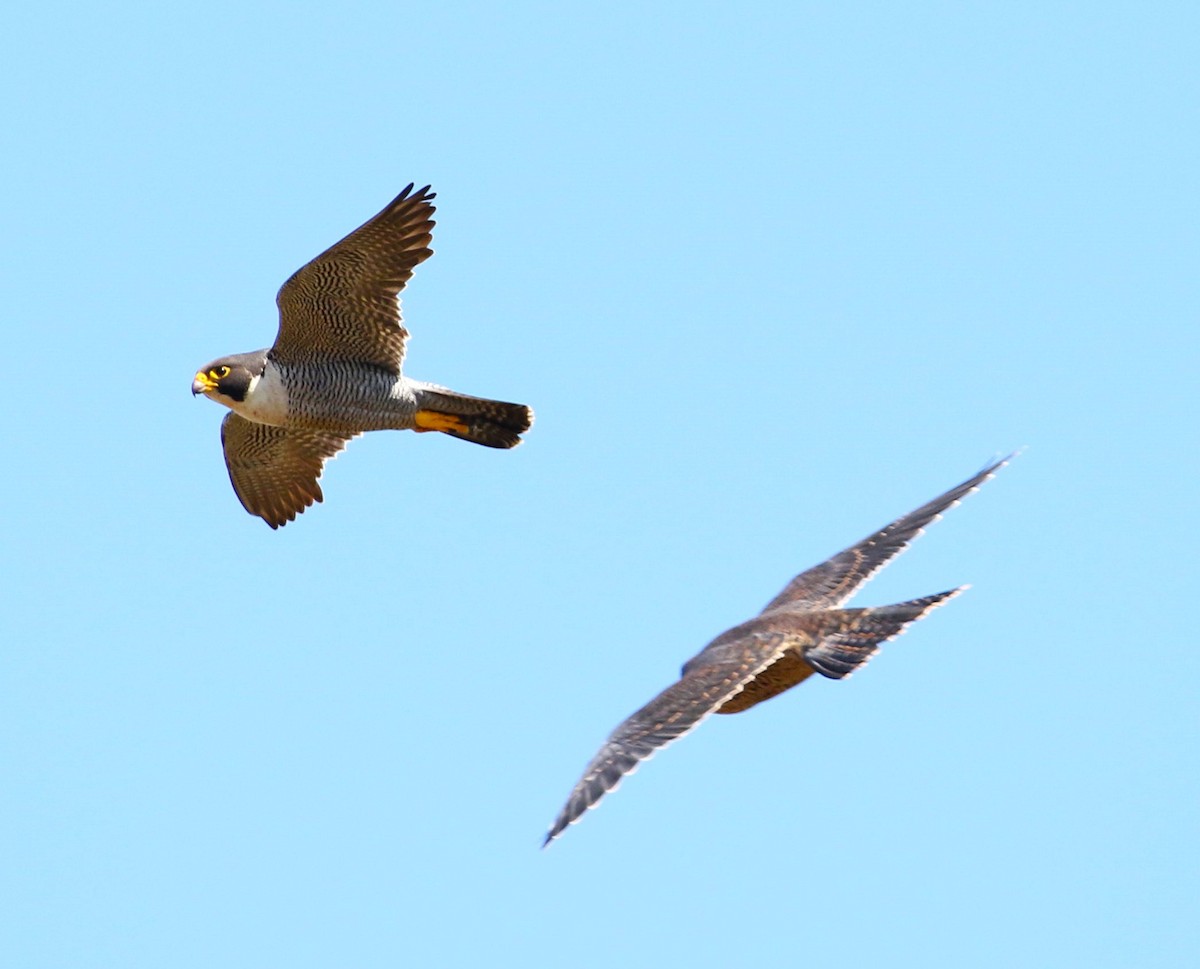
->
xmin=212 ymin=365 xmax=231 ymax=379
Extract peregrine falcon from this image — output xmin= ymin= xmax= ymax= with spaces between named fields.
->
xmin=192 ymin=183 xmax=533 ymax=527
xmin=543 ymin=457 xmax=1010 ymax=846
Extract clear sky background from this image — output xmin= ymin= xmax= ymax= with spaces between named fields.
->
xmin=2 ymin=2 xmax=1196 ymax=966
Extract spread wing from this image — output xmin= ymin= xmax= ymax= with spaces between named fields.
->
xmin=543 ymin=631 xmax=790 ymax=847
xmin=272 ymin=183 xmax=436 ymax=373
xmin=759 ymin=456 xmax=1010 ymax=616
xmin=716 ymin=589 xmax=962 ymax=713
xmin=219 ymin=413 xmax=355 ymax=528
xmin=543 ymin=457 xmax=1010 ymax=845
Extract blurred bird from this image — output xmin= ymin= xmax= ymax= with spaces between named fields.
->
xmin=544 ymin=457 xmax=1010 ymax=846
xmin=192 ymin=183 xmax=533 ymax=527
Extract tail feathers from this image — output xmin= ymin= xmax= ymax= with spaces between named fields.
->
xmin=416 ymin=388 xmax=534 ymax=449
xmin=805 ymin=588 xmax=964 ymax=679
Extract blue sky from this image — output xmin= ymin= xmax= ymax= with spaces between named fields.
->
xmin=2 ymin=2 xmax=1196 ymax=966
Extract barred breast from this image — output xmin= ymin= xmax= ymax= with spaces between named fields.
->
xmin=277 ymin=361 xmax=419 ymax=432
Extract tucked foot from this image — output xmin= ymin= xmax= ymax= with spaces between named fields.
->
xmin=414 ymin=409 xmax=472 ymax=434
xmin=413 ymin=391 xmax=533 ymax=449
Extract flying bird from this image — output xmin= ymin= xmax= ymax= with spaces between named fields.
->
xmin=543 ymin=457 xmax=1009 ymax=846
xmin=192 ymin=183 xmax=533 ymax=527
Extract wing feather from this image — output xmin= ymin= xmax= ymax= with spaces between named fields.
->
xmin=219 ymin=413 xmax=354 ymax=528
xmin=543 ymin=633 xmax=789 ymax=846
xmin=760 ymin=456 xmax=1010 ymax=615
xmin=272 ymin=183 xmax=436 ymax=372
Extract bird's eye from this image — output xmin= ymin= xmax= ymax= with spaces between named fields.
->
xmin=211 ymin=365 xmax=231 ymax=380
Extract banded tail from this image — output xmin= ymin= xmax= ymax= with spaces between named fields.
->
xmin=804 ymin=588 xmax=964 ymax=679
xmin=414 ymin=387 xmax=534 ymax=449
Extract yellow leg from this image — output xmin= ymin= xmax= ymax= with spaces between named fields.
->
xmin=414 ymin=410 xmax=470 ymax=434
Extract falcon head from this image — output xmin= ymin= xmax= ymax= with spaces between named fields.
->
xmin=192 ymin=350 xmax=269 ymax=405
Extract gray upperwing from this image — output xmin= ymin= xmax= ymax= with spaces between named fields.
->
xmin=759 ymin=456 xmax=1011 ymax=616
xmin=543 ymin=634 xmax=788 ymax=846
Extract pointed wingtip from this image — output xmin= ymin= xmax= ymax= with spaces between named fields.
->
xmin=987 ymin=448 xmax=1024 ymax=474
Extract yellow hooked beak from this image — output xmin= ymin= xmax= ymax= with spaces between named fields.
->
xmin=192 ymin=371 xmax=219 ymax=395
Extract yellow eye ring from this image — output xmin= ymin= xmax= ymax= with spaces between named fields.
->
xmin=210 ymin=365 xmax=231 ymax=379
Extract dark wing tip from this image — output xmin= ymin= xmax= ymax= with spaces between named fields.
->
xmin=396 ymin=182 xmax=436 ymax=203
xmin=980 ymin=450 xmax=1020 ymax=476
xmin=386 ymin=183 xmax=437 ymax=230
xmin=543 ymin=791 xmax=592 ymax=848
xmin=541 ymin=782 xmax=598 ymax=848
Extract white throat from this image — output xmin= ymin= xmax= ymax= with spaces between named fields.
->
xmin=228 ymin=362 xmax=289 ymax=426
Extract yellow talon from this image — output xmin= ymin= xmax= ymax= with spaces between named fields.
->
xmin=414 ymin=410 xmax=469 ymax=434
